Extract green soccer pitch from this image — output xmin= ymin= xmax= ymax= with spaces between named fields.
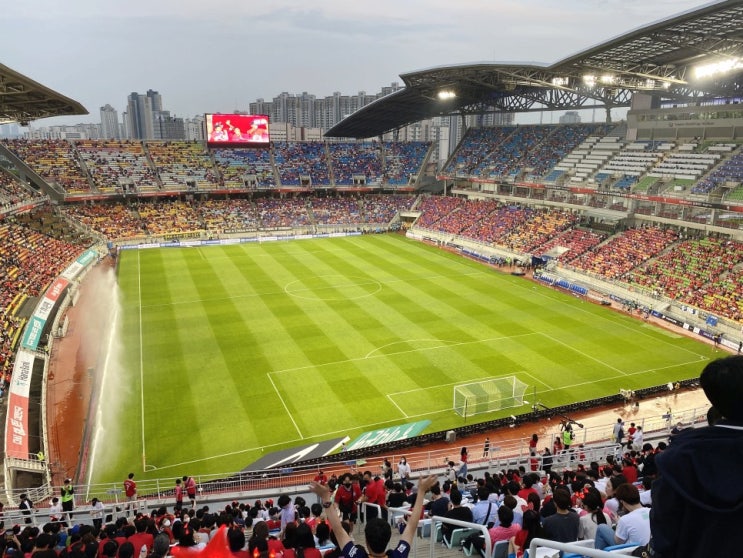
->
xmin=90 ymin=234 xmax=711 ymax=483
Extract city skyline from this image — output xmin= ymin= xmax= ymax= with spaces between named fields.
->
xmin=2 ymin=0 xmax=709 ymax=127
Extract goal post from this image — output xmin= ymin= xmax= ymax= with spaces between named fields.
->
xmin=453 ymin=376 xmax=529 ymax=418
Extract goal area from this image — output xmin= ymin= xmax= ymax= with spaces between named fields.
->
xmin=453 ymin=376 xmax=529 ymax=418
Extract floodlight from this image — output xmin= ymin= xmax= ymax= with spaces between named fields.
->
xmin=600 ymin=74 xmax=615 ymax=84
xmin=694 ymin=58 xmax=743 ymax=79
xmin=437 ymin=90 xmax=457 ymax=100
xmin=582 ymin=75 xmax=596 ymax=87
xmin=551 ymin=77 xmax=569 ymax=87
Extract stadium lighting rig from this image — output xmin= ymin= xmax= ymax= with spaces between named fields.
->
xmin=437 ymin=89 xmax=457 ymax=100
xmin=694 ymin=57 xmax=743 ymax=80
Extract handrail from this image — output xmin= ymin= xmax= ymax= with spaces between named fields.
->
xmin=528 ymin=537 xmax=638 ymax=557
xmin=5 ymin=402 xmax=707 ymax=510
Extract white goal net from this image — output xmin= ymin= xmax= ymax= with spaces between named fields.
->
xmin=453 ymin=376 xmax=529 ymax=418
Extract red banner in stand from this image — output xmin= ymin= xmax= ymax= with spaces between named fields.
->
xmin=5 ymin=351 xmax=34 ymax=459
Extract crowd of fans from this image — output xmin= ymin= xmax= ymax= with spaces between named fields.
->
xmin=623 ymin=236 xmax=743 ymax=321
xmin=0 ymin=171 xmax=45 ymax=209
xmin=0 ymin=208 xmax=89 ymax=385
xmin=76 ymin=141 xmax=160 ymax=193
xmin=0 ymin=438 xmax=669 ymax=558
xmin=58 ymin=196 xmax=418 ymax=240
xmin=147 ymin=142 xmax=220 ymax=191
xmin=444 ymin=127 xmax=515 ymax=177
xmin=310 ymin=198 xmax=362 ymax=226
xmin=213 ymin=149 xmax=275 ymax=189
xmin=568 ymin=227 xmax=679 ymax=280
xmin=329 ymin=143 xmax=383 ymax=186
xmin=383 ymin=142 xmax=429 ymax=185
xmin=2 ymin=139 xmax=90 ymax=193
xmin=1 ymin=140 xmax=432 ymax=193
xmin=273 ymin=143 xmax=331 ymax=187
xmin=692 ymin=149 xmax=743 ymax=194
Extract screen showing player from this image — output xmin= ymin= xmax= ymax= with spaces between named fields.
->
xmin=205 ymin=114 xmax=270 ymax=147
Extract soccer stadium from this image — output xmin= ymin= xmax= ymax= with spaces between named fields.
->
xmin=0 ymin=1 xmax=742 ymax=556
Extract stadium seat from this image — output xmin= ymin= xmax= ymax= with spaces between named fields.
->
xmin=443 ymin=527 xmax=480 ymax=549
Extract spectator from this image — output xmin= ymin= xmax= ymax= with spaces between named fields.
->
xmin=309 ymin=475 xmax=437 ymax=558
xmin=595 ymin=484 xmax=649 ymax=550
xmin=651 ymin=355 xmax=743 ymax=558
xmin=541 ymin=487 xmax=579 ymax=544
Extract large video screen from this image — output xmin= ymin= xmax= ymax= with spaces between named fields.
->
xmin=205 ymin=114 xmax=270 ymax=147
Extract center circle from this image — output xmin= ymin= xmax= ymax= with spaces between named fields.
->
xmin=285 ymin=274 xmax=382 ymax=301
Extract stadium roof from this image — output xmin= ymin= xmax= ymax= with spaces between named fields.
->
xmin=0 ymin=63 xmax=88 ymax=125
xmin=326 ymin=0 xmax=743 ymax=138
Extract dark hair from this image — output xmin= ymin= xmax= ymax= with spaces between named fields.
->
xmin=450 ymin=488 xmax=462 ymax=506
xmin=277 ymin=495 xmax=292 ymax=508
xmin=118 ymin=542 xmax=135 ymax=558
xmin=502 ymin=495 xmax=517 ymax=511
xmin=581 ymin=488 xmax=606 ymax=525
xmin=293 ymin=523 xmax=316 ymax=558
xmin=364 ymin=518 xmax=392 ymax=554
xmin=552 ymin=487 xmax=572 ymax=511
xmin=497 ymin=505 xmax=514 ymax=528
xmin=102 ymin=541 xmax=118 ymax=558
xmin=614 ymin=483 xmax=640 ymax=506
xmin=701 ymin=356 xmax=743 ymax=420
xmin=477 ymin=486 xmax=489 ymax=502
xmin=608 ymin=474 xmax=628 ymax=491
xmin=315 ymin=522 xmax=331 ymax=547
xmin=227 ymin=528 xmax=245 ymax=552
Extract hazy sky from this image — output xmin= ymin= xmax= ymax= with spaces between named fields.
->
xmin=2 ymin=0 xmax=712 ymax=127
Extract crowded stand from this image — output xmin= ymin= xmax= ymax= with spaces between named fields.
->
xmin=212 ymin=148 xmax=275 ymax=189
xmin=360 ymin=194 xmax=416 ymax=225
xmin=328 ymin=143 xmax=383 ymax=186
xmin=0 ymin=212 xmax=87 ymax=383
xmin=569 ymin=226 xmax=679 ymax=280
xmin=501 ymin=209 xmax=579 ymax=253
xmin=0 ymin=170 xmax=44 ymax=209
xmin=414 ymin=196 xmax=465 ymax=229
xmin=691 ymin=147 xmax=743 ymax=194
xmin=273 ymin=143 xmax=330 ymax=187
xmin=446 ymin=199 xmax=502 ymax=238
xmin=429 ymin=198 xmax=493 ymax=236
xmin=0 ymin=438 xmax=673 ymax=558
xmin=310 ymin=197 xmax=362 ymax=226
xmin=197 ymin=199 xmax=260 ymax=233
xmin=532 ymin=228 xmax=607 ymax=262
xmin=61 ymin=202 xmax=146 ymax=240
xmin=146 ymin=142 xmax=220 ymax=191
xmin=383 ymin=142 xmax=429 ymax=185
xmin=76 ymin=140 xmax=160 ymax=193
xmin=443 ymin=127 xmax=515 ymax=176
xmin=624 ymin=237 xmax=743 ymax=321
xmin=457 ymin=204 xmax=535 ymax=246
xmin=136 ymin=200 xmax=203 ymax=236
xmin=2 ymin=139 xmax=91 ymax=193
xmin=485 ymin=125 xmax=550 ymax=179
xmin=255 ymin=198 xmax=312 ymax=228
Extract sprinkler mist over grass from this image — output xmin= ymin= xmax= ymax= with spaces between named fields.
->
xmin=84 ymin=266 xmax=129 ymax=489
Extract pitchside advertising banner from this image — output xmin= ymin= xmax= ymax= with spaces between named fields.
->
xmin=20 ymin=277 xmax=69 ymax=351
xmin=5 ymin=350 xmax=34 ymax=458
xmin=346 ymin=420 xmax=431 ymax=451
xmin=246 ymin=420 xmax=431 ymax=470
xmin=60 ymin=249 xmax=97 ymax=280
xmin=8 ymin=249 xmax=98 ymax=460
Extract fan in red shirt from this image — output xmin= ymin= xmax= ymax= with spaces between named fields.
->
xmin=124 ymin=473 xmax=137 ymax=515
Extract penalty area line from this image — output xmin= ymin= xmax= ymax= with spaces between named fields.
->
xmin=267 ymin=372 xmax=304 ymax=439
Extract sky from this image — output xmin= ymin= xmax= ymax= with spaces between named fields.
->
xmin=2 ymin=0 xmax=714 ymax=127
